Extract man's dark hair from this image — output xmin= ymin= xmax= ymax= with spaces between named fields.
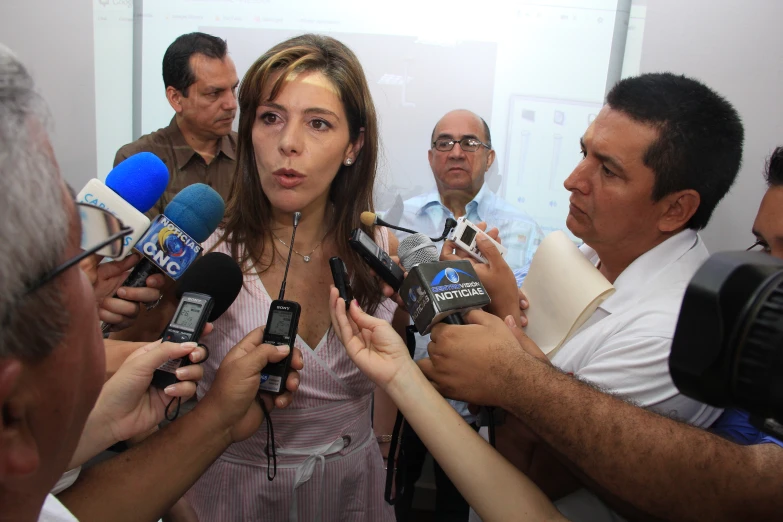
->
xmin=162 ymin=32 xmax=228 ymax=96
xmin=765 ymin=147 xmax=783 ymax=187
xmin=431 ymin=110 xmax=492 ymax=148
xmin=606 ymin=72 xmax=744 ymax=230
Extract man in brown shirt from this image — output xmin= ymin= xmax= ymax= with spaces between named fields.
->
xmin=115 ymin=32 xmax=239 ymax=217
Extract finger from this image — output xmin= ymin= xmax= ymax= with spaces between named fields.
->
xmin=97 ymin=307 xmax=137 ymax=327
xmin=486 ymin=227 xmax=501 ymax=243
xmin=518 ymin=288 xmax=529 ymax=310
xmin=290 ymin=347 xmax=304 ymax=371
xmin=439 ymin=240 xmax=461 ymax=261
xmin=504 ymin=315 xmax=529 ymax=346
xmin=145 ymin=273 xmax=167 ymax=289
xmin=474 ymin=235 xmax=504 ymax=265
xmin=175 ymin=363 xmax=204 ymax=382
xmin=329 ymin=287 xmax=353 ymax=344
xmin=256 ymin=343 xmax=291 ymax=366
xmin=101 ymin=253 xmax=140 ymax=277
xmin=474 ymin=221 xmax=489 ymax=231
xmin=275 ymin=390 xmax=294 ymax=409
xmin=188 ymin=345 xmax=209 ymax=363
xmin=518 ymin=313 xmax=528 ymax=328
xmin=348 ymin=299 xmax=388 ymax=331
xmin=116 ymin=286 xmax=162 ymax=304
xmin=100 ymin=296 xmax=141 ymax=318
xmin=285 ymin=368 xmax=301 ymax=393
xmin=163 ymin=380 xmax=197 ymax=398
xmin=131 ymin=340 xmax=199 ymax=371
xmin=202 ymin=322 xmax=214 ymax=336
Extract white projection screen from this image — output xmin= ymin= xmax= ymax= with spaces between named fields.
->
xmin=93 ymin=0 xmax=647 ymax=237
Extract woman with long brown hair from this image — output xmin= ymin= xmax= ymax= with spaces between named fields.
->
xmin=185 ymin=34 xmax=399 ymax=520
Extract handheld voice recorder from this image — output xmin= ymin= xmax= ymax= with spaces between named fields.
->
xmin=259 ymin=212 xmax=302 ymax=394
xmin=330 ymin=256 xmax=353 ymax=307
xmin=152 ymin=292 xmax=213 ymax=389
xmin=348 ymin=228 xmax=405 ymax=291
xmin=447 ymin=217 xmax=508 ymax=264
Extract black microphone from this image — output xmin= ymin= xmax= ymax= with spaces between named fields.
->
xmin=398 ymin=233 xmax=490 ymax=334
xmin=151 ymin=252 xmax=244 ymax=389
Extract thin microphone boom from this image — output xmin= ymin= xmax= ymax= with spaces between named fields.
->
xmin=278 ymin=211 xmax=301 ymax=301
xmin=361 ymin=211 xmax=457 ymax=243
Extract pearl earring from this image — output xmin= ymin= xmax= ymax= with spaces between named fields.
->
xmin=345 ymin=158 xmax=353 ymax=166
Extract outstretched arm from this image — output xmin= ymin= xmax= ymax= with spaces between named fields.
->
xmin=328 ymin=288 xmax=565 ymax=522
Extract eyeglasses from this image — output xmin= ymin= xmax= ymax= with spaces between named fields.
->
xmin=23 ymin=203 xmax=133 ymax=295
xmin=432 ymin=137 xmax=491 ymax=153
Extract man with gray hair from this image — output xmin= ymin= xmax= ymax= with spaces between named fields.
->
xmin=0 ymin=46 xmax=302 ymax=522
xmin=0 ymin=43 xmax=109 ymax=521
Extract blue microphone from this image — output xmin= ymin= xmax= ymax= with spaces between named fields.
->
xmin=76 ymin=152 xmax=169 ymax=258
xmin=122 ymin=183 xmax=225 ymax=288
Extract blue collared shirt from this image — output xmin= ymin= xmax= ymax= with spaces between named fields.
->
xmin=384 ymin=183 xmax=544 ymax=272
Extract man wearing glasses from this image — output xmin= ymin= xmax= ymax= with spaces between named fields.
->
xmin=0 ymin=45 xmax=301 ymax=522
xmin=388 ymin=109 xmax=544 ymax=273
xmin=386 ymin=110 xmax=544 ymax=522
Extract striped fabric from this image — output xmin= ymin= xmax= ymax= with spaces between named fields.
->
xmin=185 ymin=229 xmax=397 ymax=522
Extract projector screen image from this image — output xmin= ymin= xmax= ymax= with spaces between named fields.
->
xmin=93 ymin=0 xmax=646 ymax=240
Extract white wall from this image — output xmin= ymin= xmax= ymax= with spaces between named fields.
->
xmin=639 ymin=0 xmax=783 ymax=252
xmin=0 ymin=0 xmax=97 ymax=189
xmin=1 ymin=0 xmax=781 ymax=255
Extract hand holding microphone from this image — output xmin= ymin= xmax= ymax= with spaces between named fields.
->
xmin=398 ymin=233 xmax=490 ymax=334
xmin=102 ymin=183 xmax=225 ymax=332
xmin=441 ymin=224 xmax=521 ymax=326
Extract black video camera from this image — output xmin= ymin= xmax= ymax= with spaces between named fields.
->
xmin=670 ymin=251 xmax=783 ymax=438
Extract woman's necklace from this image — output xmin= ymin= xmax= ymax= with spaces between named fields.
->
xmin=271 ymin=230 xmax=328 ymax=263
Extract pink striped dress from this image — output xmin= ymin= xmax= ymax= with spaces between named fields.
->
xmin=185 ymin=229 xmax=397 ymax=522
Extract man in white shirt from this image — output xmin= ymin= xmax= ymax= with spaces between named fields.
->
xmin=419 ymin=72 xmax=745 ymax=520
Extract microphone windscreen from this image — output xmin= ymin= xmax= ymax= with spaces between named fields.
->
xmin=105 ymin=152 xmax=169 ymax=213
xmin=398 ymin=233 xmax=440 ymax=270
xmin=163 ymin=183 xmax=225 ymax=243
xmin=360 ymin=211 xmax=377 ymax=227
xmin=175 ymin=252 xmax=243 ymax=321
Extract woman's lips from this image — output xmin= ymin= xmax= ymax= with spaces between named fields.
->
xmin=272 ymin=169 xmax=305 ymax=189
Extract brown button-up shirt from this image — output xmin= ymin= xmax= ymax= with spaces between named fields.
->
xmin=114 ymin=117 xmax=237 ymax=218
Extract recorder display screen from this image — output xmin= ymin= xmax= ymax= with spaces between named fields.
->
xmin=460 ymin=226 xmax=478 ymax=245
xmin=173 ymin=301 xmax=202 ymax=329
xmin=269 ymin=310 xmax=293 ymax=336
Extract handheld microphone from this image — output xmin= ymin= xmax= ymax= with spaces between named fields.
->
xmin=76 ymin=152 xmax=169 ymax=259
xmin=152 ymin=252 xmax=243 ymax=389
xmin=101 ymin=183 xmax=224 ymax=333
xmin=123 ymin=183 xmax=225 ymax=288
xmin=398 ymin=233 xmax=490 ymax=334
xmin=259 ymin=212 xmax=302 ymax=394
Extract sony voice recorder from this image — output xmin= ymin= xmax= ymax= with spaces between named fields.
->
xmin=259 ymin=213 xmax=303 ymax=394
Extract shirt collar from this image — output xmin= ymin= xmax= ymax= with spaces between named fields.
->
xmin=168 ymin=116 xmax=237 ymax=169
xmin=585 ymin=229 xmax=700 ymax=314
xmin=414 ymin=183 xmax=494 ymax=219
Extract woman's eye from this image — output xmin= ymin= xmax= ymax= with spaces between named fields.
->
xmin=310 ymin=119 xmax=331 ymax=130
xmin=260 ymin=112 xmax=279 ymax=124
